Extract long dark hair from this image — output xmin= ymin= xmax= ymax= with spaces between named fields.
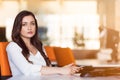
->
xmin=12 ymin=10 xmax=51 ymax=66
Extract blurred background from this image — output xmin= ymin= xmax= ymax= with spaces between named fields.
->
xmin=0 ymin=0 xmax=120 ymax=62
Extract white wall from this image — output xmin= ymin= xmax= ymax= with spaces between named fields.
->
xmin=0 ymin=1 xmax=19 ymax=27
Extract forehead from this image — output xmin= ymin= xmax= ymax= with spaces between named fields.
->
xmin=22 ymin=15 xmax=35 ymax=22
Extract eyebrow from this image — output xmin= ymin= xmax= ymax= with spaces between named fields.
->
xmin=22 ymin=21 xmax=35 ymax=23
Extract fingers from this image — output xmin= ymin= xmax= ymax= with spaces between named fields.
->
xmin=63 ymin=64 xmax=84 ymax=75
xmin=69 ymin=63 xmax=76 ymax=66
xmin=70 ymin=66 xmax=83 ymax=74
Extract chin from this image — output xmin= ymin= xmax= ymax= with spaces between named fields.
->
xmin=27 ymin=35 xmax=34 ymax=38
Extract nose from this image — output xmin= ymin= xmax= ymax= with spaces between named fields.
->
xmin=28 ymin=24 xmax=32 ymax=30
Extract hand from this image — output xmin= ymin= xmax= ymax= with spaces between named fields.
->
xmin=60 ymin=63 xmax=83 ymax=75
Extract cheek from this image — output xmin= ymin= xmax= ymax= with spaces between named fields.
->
xmin=20 ymin=28 xmax=26 ymax=35
xmin=33 ymin=27 xmax=36 ymax=33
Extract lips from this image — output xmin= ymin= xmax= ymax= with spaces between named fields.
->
xmin=28 ymin=31 xmax=33 ymax=34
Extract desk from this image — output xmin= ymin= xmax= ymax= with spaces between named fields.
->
xmin=8 ymin=74 xmax=120 ymax=80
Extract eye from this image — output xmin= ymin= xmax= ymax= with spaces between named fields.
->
xmin=22 ymin=22 xmax=27 ymax=26
xmin=31 ymin=22 xmax=35 ymax=26
xmin=22 ymin=23 xmax=26 ymax=26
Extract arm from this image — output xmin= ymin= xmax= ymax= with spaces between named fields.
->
xmin=42 ymin=46 xmax=82 ymax=75
xmin=40 ymin=63 xmax=82 ymax=75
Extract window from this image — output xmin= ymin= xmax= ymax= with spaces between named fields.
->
xmin=40 ymin=0 xmax=100 ymax=49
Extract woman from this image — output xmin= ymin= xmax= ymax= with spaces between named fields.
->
xmin=6 ymin=10 xmax=82 ymax=76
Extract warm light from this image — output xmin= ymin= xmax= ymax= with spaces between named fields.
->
xmin=5 ymin=18 xmax=14 ymax=41
xmin=43 ymin=0 xmax=100 ymax=49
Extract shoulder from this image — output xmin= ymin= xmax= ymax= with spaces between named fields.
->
xmin=6 ymin=41 xmax=22 ymax=51
xmin=7 ymin=41 xmax=19 ymax=48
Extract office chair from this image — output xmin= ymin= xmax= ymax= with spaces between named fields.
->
xmin=44 ymin=46 xmax=56 ymax=62
xmin=0 ymin=42 xmax=12 ymax=79
xmin=53 ymin=47 xmax=75 ymax=67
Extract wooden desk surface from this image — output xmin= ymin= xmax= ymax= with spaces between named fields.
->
xmin=8 ymin=74 xmax=120 ymax=80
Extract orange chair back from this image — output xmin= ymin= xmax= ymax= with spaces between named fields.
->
xmin=0 ymin=42 xmax=12 ymax=76
xmin=54 ymin=47 xmax=75 ymax=67
xmin=44 ymin=46 xmax=56 ymax=61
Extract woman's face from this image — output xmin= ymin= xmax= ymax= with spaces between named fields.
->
xmin=20 ymin=15 xmax=36 ymax=39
